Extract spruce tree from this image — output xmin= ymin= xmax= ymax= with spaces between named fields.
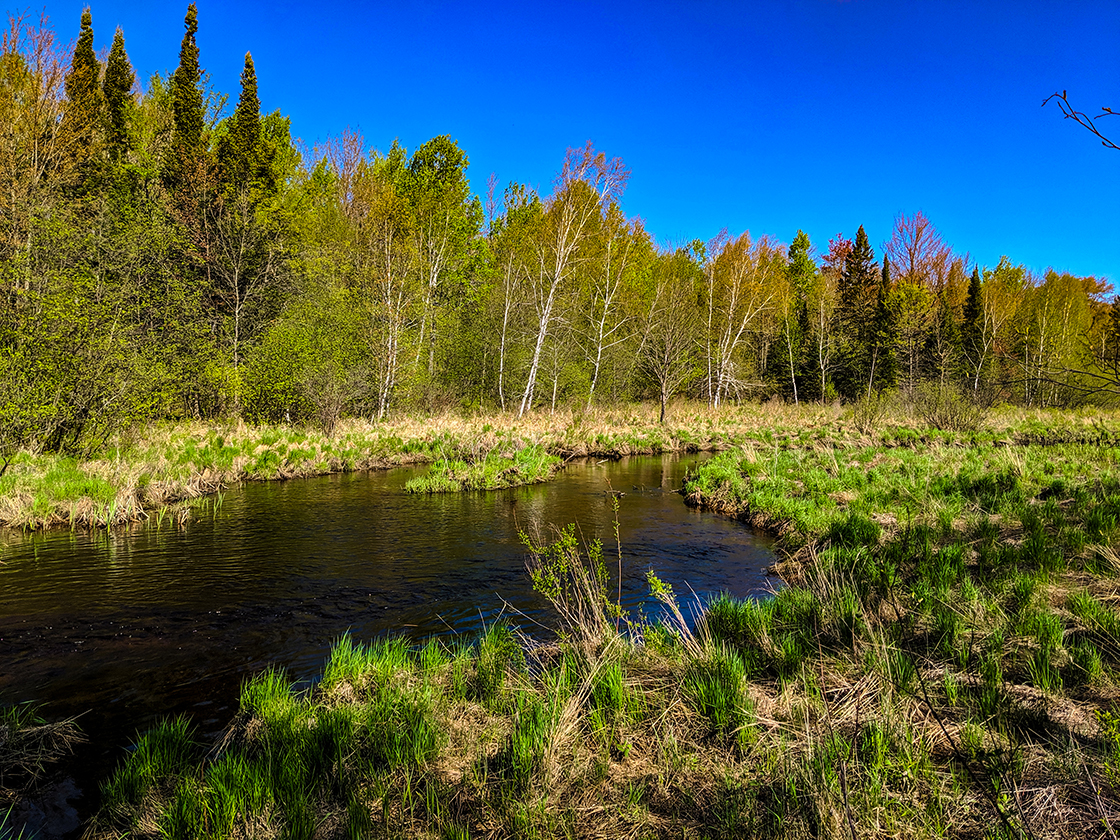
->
xmin=787 ymin=230 xmax=816 ymax=294
xmin=868 ymin=255 xmax=896 ymax=395
xmin=835 ymin=224 xmax=878 ymax=399
xmin=218 ymin=52 xmax=262 ymax=192
xmin=962 ymin=266 xmax=984 ymax=390
xmin=782 ymin=230 xmax=817 ymax=400
xmin=63 ymin=8 xmax=103 ymax=172
xmin=841 ymin=225 xmax=876 ymax=312
xmin=102 ymin=27 xmax=135 ymax=163
xmin=962 ymin=267 xmax=982 ymax=353
xmin=170 ymin=4 xmax=204 ymax=182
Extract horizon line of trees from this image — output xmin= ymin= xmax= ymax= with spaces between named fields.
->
xmin=2 ymin=6 xmax=1118 ymax=462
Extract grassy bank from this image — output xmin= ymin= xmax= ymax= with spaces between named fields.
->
xmin=404 ymin=443 xmax=562 ymax=493
xmin=0 ymin=402 xmax=755 ymax=530
xmin=4 ymin=400 xmax=1120 ymax=531
xmin=73 ymin=403 xmax=1120 ymax=838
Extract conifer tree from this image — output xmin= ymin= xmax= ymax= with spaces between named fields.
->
xmin=218 ymin=52 xmax=262 ymax=193
xmin=835 ymin=224 xmax=878 ymax=399
xmin=63 ymin=8 xmax=103 ymax=172
xmin=780 ymin=230 xmax=816 ymax=401
xmin=102 ymin=27 xmax=135 ymax=163
xmin=169 ymin=4 xmax=204 ymax=182
xmin=867 ymin=255 xmax=896 ymax=395
xmin=962 ymin=266 xmax=984 ymax=391
xmin=962 ymin=267 xmax=982 ymax=354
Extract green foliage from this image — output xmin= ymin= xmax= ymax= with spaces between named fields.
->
xmin=169 ymin=3 xmax=204 ymax=177
xmin=242 ymin=284 xmax=366 ymax=429
xmin=472 ymin=623 xmax=525 ymax=707
xmin=63 ymin=9 xmax=103 ymax=174
xmin=102 ymin=28 xmax=135 ymax=162
xmin=101 ymin=717 xmax=197 ymax=820
xmin=217 ymin=53 xmax=263 ymax=194
xmin=1099 ymin=709 xmax=1120 ymax=789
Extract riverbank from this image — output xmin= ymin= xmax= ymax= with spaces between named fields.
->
xmin=4 ymin=402 xmax=1120 ymax=836
xmin=64 ymin=410 xmax=1120 ymax=839
xmin=4 ymin=401 xmax=1120 ymax=531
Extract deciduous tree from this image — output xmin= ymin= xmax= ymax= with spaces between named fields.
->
xmin=518 ymin=142 xmax=627 ymax=417
xmin=640 ymin=247 xmax=701 ymax=423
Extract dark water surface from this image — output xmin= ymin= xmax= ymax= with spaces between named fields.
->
xmin=0 ymin=454 xmax=773 ymax=832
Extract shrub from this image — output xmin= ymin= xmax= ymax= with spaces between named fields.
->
xmin=911 ymin=382 xmax=986 ymax=432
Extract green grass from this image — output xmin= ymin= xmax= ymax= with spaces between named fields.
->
xmin=6 ymin=402 xmax=1120 ymax=530
xmin=23 ymin=403 xmax=1120 ymax=837
xmin=404 ymin=444 xmax=562 ymax=493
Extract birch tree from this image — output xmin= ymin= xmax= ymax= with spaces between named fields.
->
xmin=707 ymin=232 xmax=784 ymax=406
xmin=351 ymin=145 xmax=417 ymax=419
xmin=640 ymin=247 xmax=702 ymax=423
xmin=582 ymin=203 xmax=644 ymax=407
xmin=518 ymin=143 xmax=627 ymax=417
xmin=406 ymin=136 xmax=480 ymax=379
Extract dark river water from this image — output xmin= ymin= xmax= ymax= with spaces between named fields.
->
xmin=0 ymin=454 xmax=774 ymax=835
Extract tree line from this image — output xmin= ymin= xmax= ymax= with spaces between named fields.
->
xmin=1 ymin=6 xmax=1117 ymax=460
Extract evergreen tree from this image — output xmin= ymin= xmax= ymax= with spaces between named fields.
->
xmin=169 ymin=4 xmax=204 ymax=182
xmin=835 ymin=224 xmax=878 ymax=399
xmin=962 ymin=267 xmax=983 ymax=390
xmin=102 ymin=27 xmax=135 ymax=163
xmin=63 ymin=8 xmax=103 ymax=175
xmin=962 ymin=267 xmax=982 ymax=355
xmin=839 ymin=225 xmax=876 ymax=326
xmin=1100 ymin=296 xmax=1120 ymax=388
xmin=868 ymin=255 xmax=896 ymax=394
xmin=218 ymin=53 xmax=262 ymax=192
xmin=787 ymin=230 xmax=816 ymax=294
xmin=780 ymin=229 xmax=816 ymax=401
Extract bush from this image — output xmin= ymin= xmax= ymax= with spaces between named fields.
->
xmin=911 ymin=382 xmax=987 ymax=432
xmin=851 ymin=392 xmax=891 ymax=435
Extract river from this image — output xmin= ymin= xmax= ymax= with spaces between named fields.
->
xmin=0 ymin=453 xmax=774 ymax=836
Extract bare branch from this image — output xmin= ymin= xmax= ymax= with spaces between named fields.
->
xmin=1043 ymin=90 xmax=1119 ymax=150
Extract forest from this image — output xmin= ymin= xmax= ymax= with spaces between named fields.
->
xmin=2 ymin=5 xmax=1118 ymax=466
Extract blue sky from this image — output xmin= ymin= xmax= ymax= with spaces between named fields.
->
xmin=40 ymin=0 xmax=1120 ymax=286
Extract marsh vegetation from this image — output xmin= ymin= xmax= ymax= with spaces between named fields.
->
xmin=51 ymin=401 xmax=1120 ymax=839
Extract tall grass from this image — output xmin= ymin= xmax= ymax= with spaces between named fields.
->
xmin=7 ymin=402 xmax=1120 ymax=530
xmin=71 ymin=405 xmax=1120 ymax=838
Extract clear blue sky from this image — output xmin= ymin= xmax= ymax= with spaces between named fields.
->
xmin=39 ymin=0 xmax=1120 ymax=287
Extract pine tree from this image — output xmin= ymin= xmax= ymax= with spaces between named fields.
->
xmin=962 ymin=267 xmax=982 ymax=353
xmin=63 ymin=8 xmax=103 ymax=172
xmin=169 ymin=4 xmax=204 ymax=182
xmin=839 ymin=225 xmax=876 ymax=326
xmin=102 ymin=27 xmax=135 ymax=163
xmin=218 ymin=52 xmax=262 ymax=192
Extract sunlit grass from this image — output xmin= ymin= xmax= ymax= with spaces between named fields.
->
xmin=5 ymin=401 xmax=1120 ymax=530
